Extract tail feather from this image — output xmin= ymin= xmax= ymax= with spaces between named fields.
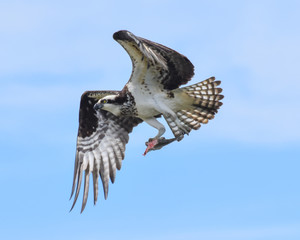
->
xmin=177 ymin=110 xmax=201 ymax=130
xmin=164 ymin=114 xmax=189 ymax=141
xmin=182 ymin=76 xmax=223 ymax=112
xmin=174 ymin=76 xmax=223 ymax=134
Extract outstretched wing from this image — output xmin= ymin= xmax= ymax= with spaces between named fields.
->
xmin=70 ymin=91 xmax=142 ymax=212
xmin=113 ymin=30 xmax=194 ymax=90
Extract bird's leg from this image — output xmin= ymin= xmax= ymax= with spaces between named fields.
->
xmin=143 ymin=117 xmax=166 ymax=140
xmin=152 ymin=104 xmax=189 ymax=139
xmin=143 ymin=117 xmax=166 ymax=155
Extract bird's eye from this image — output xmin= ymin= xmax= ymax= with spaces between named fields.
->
xmin=102 ymin=99 xmax=107 ymax=104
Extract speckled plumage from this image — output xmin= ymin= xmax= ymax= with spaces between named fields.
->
xmin=70 ymin=30 xmax=224 ymax=212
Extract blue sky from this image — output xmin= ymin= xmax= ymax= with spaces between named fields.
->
xmin=1 ymin=0 xmax=300 ymax=239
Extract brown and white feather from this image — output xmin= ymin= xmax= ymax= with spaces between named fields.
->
xmin=70 ymin=91 xmax=142 ymax=212
xmin=70 ymin=31 xmax=224 ymax=212
xmin=165 ymin=77 xmax=223 ymax=138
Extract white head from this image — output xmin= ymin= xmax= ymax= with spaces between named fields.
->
xmin=94 ymin=95 xmax=122 ymax=116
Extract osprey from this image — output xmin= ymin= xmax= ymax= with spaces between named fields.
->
xmin=70 ymin=30 xmax=223 ymax=212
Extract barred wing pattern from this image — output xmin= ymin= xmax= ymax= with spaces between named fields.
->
xmin=70 ymin=91 xmax=142 ymax=212
xmin=113 ymin=30 xmax=195 ymax=90
xmin=166 ymin=77 xmax=224 ymax=139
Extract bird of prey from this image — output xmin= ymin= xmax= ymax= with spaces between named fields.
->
xmin=70 ymin=30 xmax=223 ymax=212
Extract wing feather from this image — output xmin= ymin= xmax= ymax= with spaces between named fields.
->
xmin=92 ymin=170 xmax=99 ymax=205
xmin=70 ymin=91 xmax=142 ymax=212
xmin=108 ymin=146 xmax=117 ymax=183
xmin=100 ymin=149 xmax=110 ymax=200
xmin=112 ymin=143 xmax=123 ymax=170
xmin=113 ymin=30 xmax=194 ymax=90
xmin=81 ymin=167 xmax=90 ymax=213
xmin=70 ymin=152 xmax=79 ymax=199
xmin=70 ymin=161 xmax=83 ymax=211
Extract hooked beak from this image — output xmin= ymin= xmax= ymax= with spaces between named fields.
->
xmin=93 ymin=103 xmax=103 ymax=111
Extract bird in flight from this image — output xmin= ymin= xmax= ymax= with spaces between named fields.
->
xmin=70 ymin=30 xmax=224 ymax=212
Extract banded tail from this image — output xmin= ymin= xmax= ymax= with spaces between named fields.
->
xmin=166 ymin=77 xmax=224 ymax=139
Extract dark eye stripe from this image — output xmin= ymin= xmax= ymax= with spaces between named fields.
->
xmin=101 ymin=99 xmax=114 ymax=104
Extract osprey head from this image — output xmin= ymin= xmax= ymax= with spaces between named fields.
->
xmin=94 ymin=95 xmax=122 ymax=116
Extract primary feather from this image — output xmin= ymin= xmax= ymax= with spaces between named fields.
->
xmin=70 ymin=30 xmax=223 ymax=212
